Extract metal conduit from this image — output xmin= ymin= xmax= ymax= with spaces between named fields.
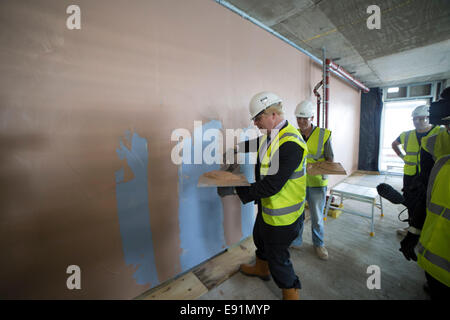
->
xmin=213 ymin=0 xmax=369 ymax=93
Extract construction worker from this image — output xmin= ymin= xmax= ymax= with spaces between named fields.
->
xmin=392 ymin=105 xmax=442 ymax=236
xmin=399 ymin=93 xmax=450 ymax=299
xmin=291 ymin=100 xmax=333 ymax=260
xmin=217 ymin=91 xmax=308 ymax=300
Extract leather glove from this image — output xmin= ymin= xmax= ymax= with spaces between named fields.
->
xmin=399 ymin=231 xmax=420 ymax=261
xmin=217 ymin=187 xmax=236 ymax=197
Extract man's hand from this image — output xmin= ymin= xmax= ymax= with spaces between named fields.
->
xmin=221 ymin=147 xmax=239 ymax=172
xmin=217 ymin=187 xmax=236 ymax=197
xmin=391 ymin=140 xmax=404 ymax=160
xmin=399 ymin=232 xmax=420 ymax=261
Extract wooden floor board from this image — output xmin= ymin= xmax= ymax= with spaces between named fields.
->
xmin=140 ymin=272 xmax=208 ymax=300
xmin=193 ymin=237 xmax=256 ymax=290
xmin=137 ymin=237 xmax=256 ymax=300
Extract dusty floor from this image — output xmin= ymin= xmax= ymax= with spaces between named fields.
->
xmin=199 ymin=173 xmax=429 ymax=300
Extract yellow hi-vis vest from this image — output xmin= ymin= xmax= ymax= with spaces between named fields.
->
xmin=417 ymin=153 xmax=450 ymax=287
xmin=305 ymin=127 xmax=331 ymax=187
xmin=258 ymin=123 xmax=308 ymax=226
xmin=399 ymin=126 xmax=442 ymax=176
xmin=421 ymin=127 xmax=449 ymax=161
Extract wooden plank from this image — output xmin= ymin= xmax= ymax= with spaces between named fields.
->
xmin=307 ymin=161 xmax=347 ymax=175
xmin=193 ymin=237 xmax=256 ymax=290
xmin=198 ymin=171 xmax=250 ymax=187
xmin=140 ymin=272 xmax=208 ymax=300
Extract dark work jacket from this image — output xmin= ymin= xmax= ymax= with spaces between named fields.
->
xmin=409 ymin=148 xmax=435 ymax=229
xmin=235 ymin=121 xmax=305 ymax=214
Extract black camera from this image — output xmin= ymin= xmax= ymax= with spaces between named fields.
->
xmin=429 ymin=87 xmax=450 ymax=126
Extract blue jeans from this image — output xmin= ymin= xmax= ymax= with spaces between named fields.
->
xmin=292 ymin=186 xmax=327 ymax=247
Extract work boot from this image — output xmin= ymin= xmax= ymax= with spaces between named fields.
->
xmin=282 ymin=288 xmax=300 ymax=300
xmin=239 ymin=257 xmax=271 ymax=281
xmin=315 ymin=246 xmax=329 ymax=260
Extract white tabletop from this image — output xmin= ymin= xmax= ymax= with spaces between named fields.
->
xmin=330 ymin=182 xmax=379 ymax=200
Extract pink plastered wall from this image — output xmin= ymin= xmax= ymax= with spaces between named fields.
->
xmin=0 ymin=0 xmax=361 ymax=299
xmin=310 ymin=65 xmax=362 ymax=187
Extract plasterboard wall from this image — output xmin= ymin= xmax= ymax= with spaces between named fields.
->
xmin=0 ymin=0 xmax=361 ymax=299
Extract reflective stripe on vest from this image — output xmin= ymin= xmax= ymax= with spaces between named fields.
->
xmin=289 ymin=167 xmax=306 ymax=179
xmin=401 ymin=126 xmax=443 ymax=175
xmin=422 ymin=127 xmax=449 ymax=161
xmin=426 ymin=153 xmax=448 ymax=208
xmin=258 ymin=123 xmax=308 ymax=226
xmin=417 ymin=242 xmax=450 ymax=275
xmin=305 ymin=127 xmax=331 ymax=187
xmin=427 ymin=202 xmax=450 ymax=220
xmin=263 ymin=200 xmax=305 ymax=216
xmin=425 ymin=134 xmax=438 ymax=160
xmin=306 ymin=128 xmax=326 ymax=160
xmin=401 ymin=130 xmax=419 ymax=175
xmin=258 ymin=132 xmax=306 ymax=165
xmin=417 ymin=154 xmax=450 ymax=287
xmin=261 ymin=165 xmax=306 ymax=180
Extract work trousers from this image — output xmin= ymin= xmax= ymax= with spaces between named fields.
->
xmin=253 ymin=211 xmax=304 ymax=289
xmin=402 ymin=174 xmax=417 ymax=219
xmin=292 ymin=186 xmax=327 ymax=247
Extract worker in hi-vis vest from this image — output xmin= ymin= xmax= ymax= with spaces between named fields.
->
xmin=392 ymin=105 xmax=442 ymax=237
xmin=399 ymin=92 xmax=450 ymax=299
xmin=217 ymin=91 xmax=308 ymax=300
xmin=291 ymin=100 xmax=334 ymax=260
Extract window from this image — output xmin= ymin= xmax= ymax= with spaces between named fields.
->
xmin=386 ymin=86 xmax=407 ymax=99
xmin=379 ymin=99 xmax=429 ymax=174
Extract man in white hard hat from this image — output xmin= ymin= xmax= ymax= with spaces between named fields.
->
xmin=217 ymin=91 xmax=308 ymax=300
xmin=392 ymin=105 xmax=442 ymax=236
xmin=291 ymin=100 xmax=334 ymax=260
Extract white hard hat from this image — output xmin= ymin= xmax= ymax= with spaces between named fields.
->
xmin=249 ymin=91 xmax=282 ymax=120
xmin=295 ymin=100 xmax=315 ymax=118
xmin=412 ymin=105 xmax=429 ymax=117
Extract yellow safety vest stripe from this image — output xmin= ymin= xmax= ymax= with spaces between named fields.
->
xmin=305 ymin=127 xmax=331 ymax=187
xmin=417 ymin=154 xmax=450 ymax=287
xmin=258 ymin=123 xmax=308 ymax=226
xmin=422 ymin=127 xmax=450 ymax=160
xmin=400 ymin=126 xmax=442 ymax=175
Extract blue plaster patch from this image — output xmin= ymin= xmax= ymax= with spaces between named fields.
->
xmin=115 ymin=132 xmax=159 ymax=286
xmin=239 ymin=127 xmax=257 ymax=239
xmin=178 ymin=120 xmax=226 ymax=272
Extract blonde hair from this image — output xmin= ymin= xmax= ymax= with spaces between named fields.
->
xmin=264 ymin=103 xmax=284 ymax=117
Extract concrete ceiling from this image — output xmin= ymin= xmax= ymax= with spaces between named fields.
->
xmin=224 ymin=0 xmax=450 ymax=88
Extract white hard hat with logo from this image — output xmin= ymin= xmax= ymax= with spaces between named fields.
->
xmin=249 ymin=91 xmax=282 ymax=120
xmin=295 ymin=100 xmax=315 ymax=118
xmin=411 ymin=105 xmax=429 ymax=118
